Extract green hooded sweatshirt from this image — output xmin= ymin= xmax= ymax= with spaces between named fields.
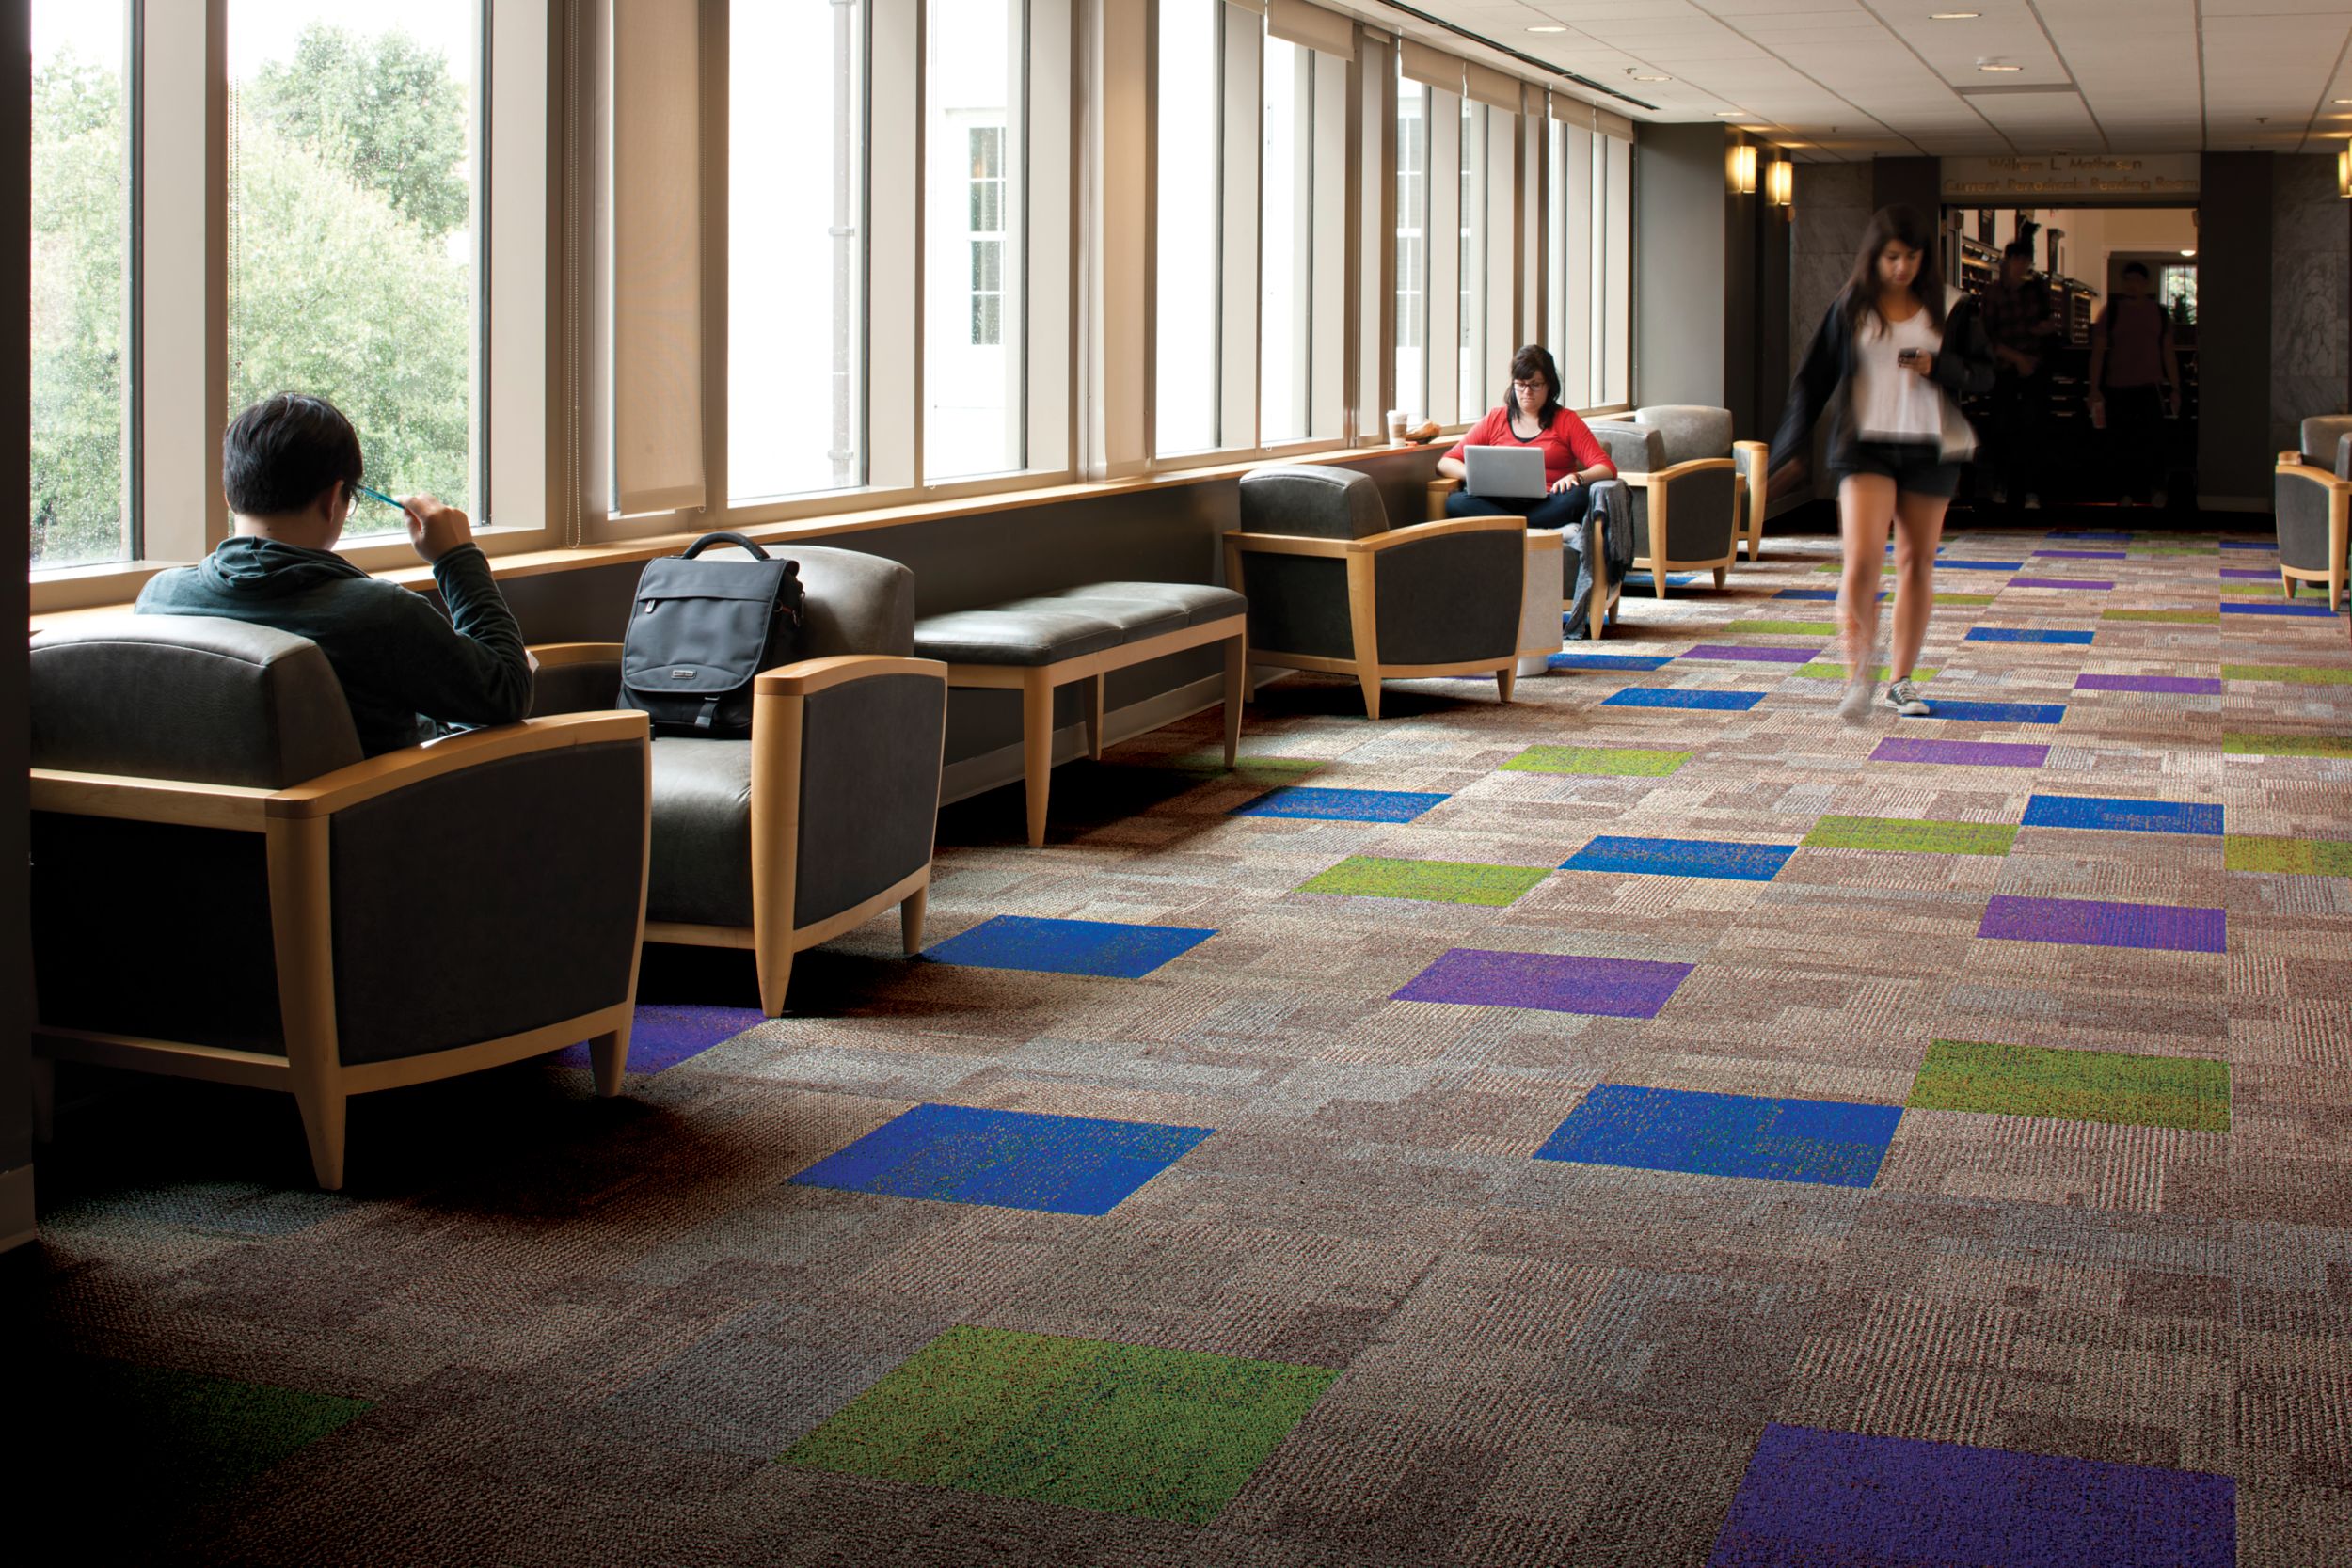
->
xmin=136 ymin=537 xmax=532 ymax=757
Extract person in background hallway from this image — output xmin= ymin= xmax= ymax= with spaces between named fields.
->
xmin=1979 ymin=234 xmax=2062 ymax=510
xmin=1770 ymin=204 xmax=1996 ymax=724
xmin=1438 ymin=344 xmax=1617 ymax=531
xmin=2088 ymin=261 xmax=2181 ymax=508
xmin=137 ymin=393 xmax=533 ymax=756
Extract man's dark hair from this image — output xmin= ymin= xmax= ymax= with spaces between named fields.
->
xmin=222 ymin=393 xmax=363 ymax=516
xmin=2121 ymin=261 xmax=2151 ymax=280
xmin=2002 ymin=240 xmax=2034 ymax=262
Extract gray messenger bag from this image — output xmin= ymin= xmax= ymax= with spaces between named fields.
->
xmin=618 ymin=531 xmax=805 ymax=735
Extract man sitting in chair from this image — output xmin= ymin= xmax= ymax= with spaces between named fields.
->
xmin=137 ymin=393 xmax=533 ymax=755
xmin=1437 ymin=344 xmax=1617 ymax=531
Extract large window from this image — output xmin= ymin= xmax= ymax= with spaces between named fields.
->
xmin=1393 ymin=71 xmax=1425 ymax=423
xmin=30 ymin=2 xmax=132 ymax=570
xmin=1457 ymin=96 xmax=1486 ymax=421
xmin=1261 ymin=37 xmax=1310 ymax=445
xmin=926 ymin=0 xmax=1025 ymax=481
xmin=1547 ymin=111 xmax=1631 ymax=411
xmin=730 ymin=0 xmax=866 ymax=500
xmin=1599 ymin=129 xmax=1631 ymax=406
xmin=229 ymin=5 xmax=481 ymax=534
xmin=1153 ymin=0 xmax=1220 ymax=456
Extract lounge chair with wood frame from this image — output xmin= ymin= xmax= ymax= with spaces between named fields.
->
xmin=1228 ymin=465 xmax=1524 ymax=721
xmin=1421 ymin=476 xmax=1618 ymax=642
xmin=27 ymin=615 xmax=653 ymax=1191
xmin=2274 ymin=451 xmax=2349 ymax=612
xmin=1629 ymin=404 xmax=1769 ymax=563
xmin=529 ymin=544 xmax=948 ymax=1018
xmin=1587 ymin=416 xmax=1740 ymax=595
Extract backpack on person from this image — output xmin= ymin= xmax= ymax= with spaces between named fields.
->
xmin=617 ymin=531 xmax=804 ymax=736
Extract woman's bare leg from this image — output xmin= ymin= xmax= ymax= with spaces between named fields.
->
xmin=1837 ymin=475 xmax=1898 ymax=684
xmin=1887 ymin=489 xmax=1951 ymax=681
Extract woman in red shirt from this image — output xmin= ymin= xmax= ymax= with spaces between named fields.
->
xmin=1437 ymin=344 xmax=1615 ymax=530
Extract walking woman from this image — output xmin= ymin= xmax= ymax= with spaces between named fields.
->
xmin=1770 ymin=205 xmax=1995 ymax=722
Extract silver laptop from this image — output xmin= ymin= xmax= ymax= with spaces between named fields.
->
xmin=1464 ymin=444 xmax=1548 ymax=499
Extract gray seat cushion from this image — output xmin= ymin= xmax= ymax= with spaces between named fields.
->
xmin=2300 ymin=415 xmax=2352 ymax=470
xmin=30 ymin=614 xmax=364 ymax=788
xmin=647 ymin=737 xmax=754 ymax=928
xmin=996 ymin=594 xmax=1188 ymax=642
xmin=913 ymin=607 xmax=1125 ymax=665
xmin=1238 ymin=465 xmax=1391 ymax=539
xmin=1632 ymin=404 xmax=1733 ymax=466
xmin=1046 ymin=581 xmax=1245 ymax=626
xmin=1589 ymin=421 xmax=1668 ymax=477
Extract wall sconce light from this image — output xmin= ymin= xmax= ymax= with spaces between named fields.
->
xmin=1766 ymin=157 xmax=1793 ymax=208
xmin=1728 ymin=142 xmax=1757 ymax=196
xmin=2339 ymin=147 xmax=2351 ymax=198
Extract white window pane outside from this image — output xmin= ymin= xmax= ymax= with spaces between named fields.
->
xmin=228 ymin=3 xmax=480 ymax=534
xmin=1457 ymin=97 xmax=1485 ymax=421
xmin=31 ymin=1 xmax=131 ymax=568
xmin=1392 ymin=70 xmax=1423 ymax=423
xmin=1154 ymin=0 xmax=1218 ymax=456
xmin=1601 ymin=133 xmax=1630 ymax=405
xmin=1260 ymin=34 xmax=1308 ymax=445
xmin=1550 ymin=119 xmax=1593 ymax=408
xmin=926 ymin=0 xmax=1023 ymax=482
xmin=731 ymin=0 xmax=865 ymax=499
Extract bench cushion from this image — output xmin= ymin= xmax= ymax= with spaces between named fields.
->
xmin=913 ymin=607 xmax=1125 ymax=666
xmin=1047 ymin=581 xmax=1245 ymax=626
xmin=998 ymin=594 xmax=1188 ymax=641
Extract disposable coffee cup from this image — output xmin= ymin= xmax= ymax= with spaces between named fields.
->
xmin=1387 ymin=409 xmax=1407 ymax=444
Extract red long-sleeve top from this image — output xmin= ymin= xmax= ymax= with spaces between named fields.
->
xmin=1443 ymin=406 xmax=1615 ymax=488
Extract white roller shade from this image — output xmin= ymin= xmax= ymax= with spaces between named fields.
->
xmin=1400 ymin=38 xmax=1460 ymax=90
xmin=1267 ymin=0 xmax=1352 ymax=57
xmin=611 ymin=0 xmax=704 ymax=515
xmin=1224 ymin=0 xmax=1264 ymax=12
xmin=1521 ymin=82 xmax=1543 ymax=119
xmin=1597 ymin=106 xmax=1636 ymax=143
xmin=1465 ymin=61 xmax=1518 ymax=112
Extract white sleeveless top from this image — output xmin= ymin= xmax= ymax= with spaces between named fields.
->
xmin=1851 ymin=307 xmax=1944 ymax=443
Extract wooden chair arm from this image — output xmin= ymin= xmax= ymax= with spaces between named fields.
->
xmin=267 ymin=711 xmax=651 ymax=820
xmin=2277 ymin=462 xmax=2348 ymax=490
xmin=29 ymin=769 xmax=276 ymax=832
xmin=1223 ymin=530 xmax=1357 ymax=560
xmin=754 ymin=655 xmax=948 ymax=699
xmin=1357 ymin=515 xmax=1529 ymax=553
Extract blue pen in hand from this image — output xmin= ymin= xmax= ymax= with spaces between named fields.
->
xmin=352 ymin=482 xmax=413 ymax=517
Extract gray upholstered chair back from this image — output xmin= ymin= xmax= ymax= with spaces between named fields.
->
xmin=1588 ymin=421 xmax=1667 ymax=477
xmin=30 ymin=615 xmax=364 ymax=788
xmin=1238 ymin=465 xmax=1391 ymax=540
xmin=2301 ymin=415 xmax=2352 ymax=468
xmin=1631 ymin=405 xmax=1733 ymax=466
xmin=2336 ymin=432 xmax=2351 ymax=482
xmin=793 ymin=544 xmax=918 ymax=657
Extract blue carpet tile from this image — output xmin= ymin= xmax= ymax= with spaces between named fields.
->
xmin=1603 ymin=689 xmax=1768 ymax=712
xmin=2221 ymin=601 xmax=2340 ymax=617
xmin=1547 ymin=653 xmax=1675 ymax=672
xmin=789 ymin=1102 xmax=1215 ymax=1215
xmin=1938 ymin=560 xmax=2026 ymax=572
xmin=1560 ymin=835 xmax=1795 ymax=881
xmin=1903 ymin=700 xmax=2068 ymax=724
xmin=1536 ymin=1085 xmax=1902 ymax=1188
xmin=2021 ymin=794 xmax=2225 ymax=836
xmin=927 ymin=914 xmax=1216 ymax=978
xmin=1966 ymin=626 xmax=2096 ymax=645
xmin=1231 ymin=785 xmax=1451 ymax=823
xmin=555 ymin=1005 xmax=767 ymax=1075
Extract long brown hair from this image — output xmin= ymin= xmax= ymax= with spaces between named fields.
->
xmin=1840 ymin=204 xmax=1946 ymax=339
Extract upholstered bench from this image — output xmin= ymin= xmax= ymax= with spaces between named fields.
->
xmin=914 ymin=582 xmax=1247 ymax=847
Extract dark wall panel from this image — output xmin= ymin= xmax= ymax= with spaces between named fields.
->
xmin=2199 ymin=153 xmax=2275 ymax=505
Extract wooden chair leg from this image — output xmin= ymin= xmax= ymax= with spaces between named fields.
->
xmin=1714 ymin=567 xmax=1728 ymax=589
xmin=900 ymin=884 xmax=928 ymax=955
xmin=1222 ymin=638 xmax=1246 ymax=766
xmin=1654 ymin=569 xmax=1668 ymax=599
xmin=291 ymin=1078 xmax=347 ymax=1192
xmin=1497 ymin=665 xmax=1516 ymax=704
xmin=1357 ymin=671 xmax=1383 ymax=721
xmin=1086 ymin=673 xmax=1106 ymax=761
xmin=29 ymin=1056 xmax=54 ymax=1143
xmin=2283 ymin=575 xmax=2296 ymax=598
xmin=756 ymin=946 xmax=795 ymax=1020
xmin=1022 ymin=669 xmax=1055 ymax=847
xmin=589 ymin=1022 xmax=631 ymax=1098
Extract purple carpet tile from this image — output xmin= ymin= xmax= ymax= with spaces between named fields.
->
xmin=1978 ymin=894 xmax=2227 ymax=954
xmin=1392 ymin=949 xmax=1694 ymax=1019
xmin=2075 ymin=673 xmax=2224 ymax=695
xmin=555 ymin=1005 xmax=768 ymax=1075
xmin=2034 ymin=549 xmax=2127 ymax=560
xmin=2219 ymin=567 xmax=2275 ymax=578
xmin=1678 ymin=644 xmax=1822 ymax=664
xmin=1708 ymin=1423 xmax=2235 ymax=1568
xmin=2008 ymin=577 xmax=2115 ymax=590
xmin=1870 ymin=737 xmax=2050 ymax=768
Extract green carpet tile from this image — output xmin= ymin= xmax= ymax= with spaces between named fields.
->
xmin=2138 ymin=546 xmax=2217 ymax=556
xmin=2104 ymin=609 xmax=2220 ymax=623
xmin=1502 ymin=743 xmax=1692 ymax=776
xmin=2224 ymin=733 xmax=2352 ymax=758
xmin=2224 ymin=833 xmax=2352 ymax=875
xmin=1735 ymin=620 xmax=1839 ymax=635
xmin=2219 ymin=581 xmax=2287 ymax=595
xmin=780 ymin=1326 xmax=1337 ymax=1526
xmin=1299 ymin=855 xmax=1554 ymax=906
xmin=1907 ymin=1038 xmax=2231 ymax=1132
xmin=1800 ymin=816 xmax=2020 ymax=856
xmin=2224 ymin=663 xmax=2352 ymax=685
xmin=1924 ymin=593 xmax=1998 ymax=606
xmin=1171 ymin=750 xmax=1326 ymax=777
xmin=1794 ymin=663 xmax=1939 ymax=681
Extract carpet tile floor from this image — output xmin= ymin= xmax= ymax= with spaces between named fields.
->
xmin=19 ymin=522 xmax=2352 ymax=1567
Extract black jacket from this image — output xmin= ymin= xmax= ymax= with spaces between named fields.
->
xmin=1770 ymin=290 xmax=1999 ymax=476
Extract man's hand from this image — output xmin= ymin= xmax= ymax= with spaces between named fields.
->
xmin=403 ymin=495 xmax=474 ymax=563
xmin=1550 ymin=472 xmax=1581 ymax=494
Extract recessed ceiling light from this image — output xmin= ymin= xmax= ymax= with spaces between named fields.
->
xmin=1528 ymin=24 xmax=1566 ymax=32
xmin=2336 ymin=98 xmax=2352 ymax=105
xmin=1631 ymin=73 xmax=1670 ymax=82
xmin=1978 ymin=61 xmax=2023 ymax=71
xmin=1930 ymin=11 xmax=1981 ymax=18
xmin=1714 ymin=109 xmax=1744 ymax=117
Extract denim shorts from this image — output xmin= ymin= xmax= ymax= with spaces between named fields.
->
xmin=1835 ymin=440 xmax=1960 ymax=499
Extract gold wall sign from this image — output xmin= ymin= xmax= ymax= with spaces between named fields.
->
xmin=1940 ymin=154 xmax=2201 ymax=202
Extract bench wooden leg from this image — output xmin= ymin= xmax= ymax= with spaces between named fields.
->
xmin=1087 ymin=673 xmax=1106 ymax=761
xmin=1022 ymin=668 xmax=1055 ymax=847
xmin=1222 ymin=638 xmax=1245 ymax=766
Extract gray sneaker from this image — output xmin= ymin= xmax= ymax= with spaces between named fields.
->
xmin=1837 ymin=677 xmax=1877 ymax=725
xmin=1885 ymin=678 xmax=1931 ymax=717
